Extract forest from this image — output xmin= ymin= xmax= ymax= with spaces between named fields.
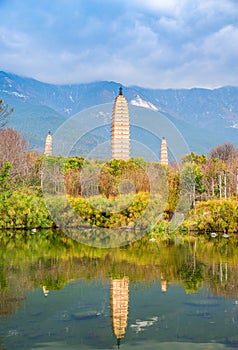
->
xmin=0 ymin=99 xmax=238 ymax=236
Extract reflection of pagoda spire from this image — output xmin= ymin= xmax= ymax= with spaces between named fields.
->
xmin=160 ymin=274 xmax=167 ymax=293
xmin=110 ymin=277 xmax=129 ymax=348
xmin=42 ymin=286 xmax=49 ymax=297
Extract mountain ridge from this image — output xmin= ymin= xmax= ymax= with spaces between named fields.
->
xmin=1 ymin=71 xmax=238 ymax=155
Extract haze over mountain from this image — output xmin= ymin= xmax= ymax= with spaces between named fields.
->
xmin=1 ymin=71 xmax=238 ymax=157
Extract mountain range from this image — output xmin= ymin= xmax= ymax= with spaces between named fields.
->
xmin=1 ymin=70 xmax=238 ymax=157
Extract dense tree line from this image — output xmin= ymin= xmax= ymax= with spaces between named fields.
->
xmin=0 ymin=127 xmax=237 ymax=231
xmin=182 ymin=142 xmax=238 ymax=202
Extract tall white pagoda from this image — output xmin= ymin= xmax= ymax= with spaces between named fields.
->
xmin=111 ymin=87 xmax=130 ymax=160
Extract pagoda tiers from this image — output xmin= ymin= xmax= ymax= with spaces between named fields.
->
xmin=110 ymin=277 xmax=129 ymax=348
xmin=160 ymin=137 xmax=168 ymax=165
xmin=44 ymin=131 xmax=52 ymax=156
xmin=111 ymin=87 xmax=130 ymax=160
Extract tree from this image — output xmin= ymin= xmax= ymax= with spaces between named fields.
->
xmin=0 ymin=100 xmax=14 ymax=128
xmin=0 ymin=128 xmax=38 ymax=186
xmin=209 ymin=143 xmax=238 ymax=197
xmin=209 ymin=142 xmax=237 ymax=164
xmin=98 ymin=159 xmax=150 ymax=198
xmin=180 ymin=162 xmax=205 ymax=207
xmin=182 ymin=152 xmax=207 ymax=165
xmin=201 ymin=158 xmax=226 ymax=198
xmin=0 ymin=161 xmax=12 ymax=198
xmin=164 ymin=171 xmax=180 ymax=219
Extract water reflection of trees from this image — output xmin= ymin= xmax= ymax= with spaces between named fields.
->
xmin=1 ymin=229 xmax=238 ymax=316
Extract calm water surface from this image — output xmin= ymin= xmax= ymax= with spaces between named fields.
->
xmin=1 ymin=229 xmax=238 ymax=349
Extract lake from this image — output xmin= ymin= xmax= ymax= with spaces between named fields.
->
xmin=1 ymin=229 xmax=238 ymax=349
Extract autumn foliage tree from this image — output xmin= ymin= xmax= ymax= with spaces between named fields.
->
xmin=209 ymin=142 xmax=238 ymax=164
xmin=209 ymin=142 xmax=238 ymax=197
xmin=98 ymin=159 xmax=150 ymax=198
xmin=0 ymin=128 xmax=39 ymax=186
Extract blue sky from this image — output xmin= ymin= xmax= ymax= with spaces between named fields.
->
xmin=0 ymin=0 xmax=237 ymax=88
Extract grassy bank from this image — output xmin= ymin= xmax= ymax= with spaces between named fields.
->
xmin=0 ymin=188 xmax=53 ymax=229
xmin=0 ymin=187 xmax=237 ymax=237
xmin=181 ymin=198 xmax=238 ymax=234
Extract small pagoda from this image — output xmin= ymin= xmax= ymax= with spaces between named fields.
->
xmin=44 ymin=131 xmax=52 ymax=156
xmin=160 ymin=137 xmax=168 ymax=165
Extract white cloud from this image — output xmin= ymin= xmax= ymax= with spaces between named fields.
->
xmin=0 ymin=27 xmax=30 ymax=50
xmin=127 ymin=0 xmax=189 ymax=16
xmin=198 ymin=0 xmax=237 ymax=16
xmin=0 ymin=0 xmax=237 ymax=88
xmin=203 ymin=25 xmax=238 ymax=58
xmin=129 ymin=0 xmax=238 ymax=22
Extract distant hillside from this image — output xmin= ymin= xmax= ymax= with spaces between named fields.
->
xmin=0 ymin=71 xmax=238 ymax=155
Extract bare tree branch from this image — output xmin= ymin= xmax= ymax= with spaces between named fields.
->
xmin=0 ymin=99 xmax=14 ymax=128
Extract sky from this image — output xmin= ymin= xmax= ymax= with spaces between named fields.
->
xmin=0 ymin=0 xmax=237 ymax=88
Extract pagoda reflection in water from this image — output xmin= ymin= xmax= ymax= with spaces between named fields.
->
xmin=110 ymin=276 xmax=129 ymax=348
xmin=109 ymin=274 xmax=168 ymax=347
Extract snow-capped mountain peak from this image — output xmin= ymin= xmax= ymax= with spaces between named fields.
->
xmin=130 ymin=95 xmax=158 ymax=111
